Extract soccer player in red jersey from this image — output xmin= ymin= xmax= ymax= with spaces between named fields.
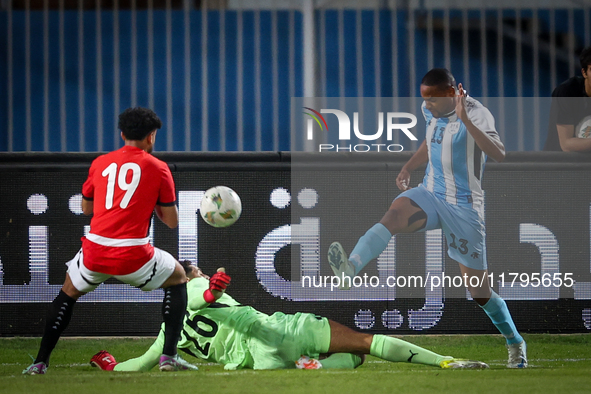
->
xmin=24 ymin=107 xmax=193 ymax=374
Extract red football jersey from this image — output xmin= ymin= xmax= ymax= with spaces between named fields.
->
xmin=81 ymin=146 xmax=176 ymax=275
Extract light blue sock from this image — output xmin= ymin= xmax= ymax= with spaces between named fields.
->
xmin=349 ymin=223 xmax=392 ymax=275
xmin=480 ymin=291 xmax=523 ymax=345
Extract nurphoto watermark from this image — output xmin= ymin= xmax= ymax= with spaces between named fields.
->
xmin=302 ymin=272 xmax=575 ymax=292
xmin=303 ymin=107 xmax=418 ymax=152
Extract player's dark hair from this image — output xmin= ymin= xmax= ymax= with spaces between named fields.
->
xmin=421 ymin=68 xmax=456 ymax=91
xmin=180 ymin=260 xmax=193 ymax=276
xmin=580 ymin=46 xmax=591 ymax=70
xmin=118 ymin=107 xmax=162 ymax=141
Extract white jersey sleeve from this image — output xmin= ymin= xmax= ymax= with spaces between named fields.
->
xmin=466 ymin=97 xmax=500 ymax=140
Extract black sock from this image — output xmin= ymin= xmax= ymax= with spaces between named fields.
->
xmin=35 ymin=290 xmax=77 ymax=365
xmin=162 ymin=282 xmax=187 ymax=357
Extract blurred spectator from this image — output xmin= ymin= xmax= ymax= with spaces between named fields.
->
xmin=543 ymin=46 xmax=591 ymax=152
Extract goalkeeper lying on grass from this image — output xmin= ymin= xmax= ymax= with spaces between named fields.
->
xmin=91 ymin=260 xmax=488 ymax=371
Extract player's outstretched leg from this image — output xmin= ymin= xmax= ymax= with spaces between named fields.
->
xmin=346 ymin=223 xmax=393 ymax=275
xmin=327 ymin=320 xmax=488 ymax=369
xmin=370 ymin=335 xmax=448 ymax=367
xmin=370 ymin=335 xmax=488 ymax=369
xmin=329 ymin=198 xmax=426 ymax=286
xmin=328 ymin=221 xmax=399 ymax=287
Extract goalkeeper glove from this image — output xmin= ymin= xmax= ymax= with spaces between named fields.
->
xmin=203 ymin=269 xmax=231 ymax=303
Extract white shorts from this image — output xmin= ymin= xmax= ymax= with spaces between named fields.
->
xmin=66 ymin=247 xmax=177 ymax=293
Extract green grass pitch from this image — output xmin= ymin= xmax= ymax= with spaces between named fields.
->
xmin=1 ymin=334 xmax=590 ymax=394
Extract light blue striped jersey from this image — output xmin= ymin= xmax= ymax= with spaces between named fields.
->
xmin=421 ymin=97 xmax=500 ymax=208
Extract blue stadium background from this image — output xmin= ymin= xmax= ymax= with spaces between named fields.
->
xmin=0 ymin=6 xmax=588 ymax=152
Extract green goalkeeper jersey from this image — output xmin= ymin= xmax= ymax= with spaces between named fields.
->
xmin=115 ymin=277 xmax=267 ymax=371
xmin=114 ymin=276 xmax=331 ymax=371
xmin=177 ymin=277 xmax=266 ymax=369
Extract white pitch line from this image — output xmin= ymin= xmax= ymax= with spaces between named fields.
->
xmin=5 ymin=357 xmax=590 ymax=377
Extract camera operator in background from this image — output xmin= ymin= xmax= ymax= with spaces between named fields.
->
xmin=543 ymin=46 xmax=591 ymax=152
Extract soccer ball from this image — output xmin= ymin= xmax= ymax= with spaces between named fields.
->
xmin=199 ymin=186 xmax=242 ymax=228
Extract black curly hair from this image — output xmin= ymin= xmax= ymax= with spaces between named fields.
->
xmin=421 ymin=68 xmax=456 ymax=91
xmin=118 ymin=107 xmax=162 ymax=141
xmin=179 ymin=260 xmax=194 ymax=276
xmin=580 ymin=46 xmax=591 ymax=70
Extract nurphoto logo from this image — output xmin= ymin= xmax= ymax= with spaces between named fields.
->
xmin=303 ymin=107 xmax=418 ymax=152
